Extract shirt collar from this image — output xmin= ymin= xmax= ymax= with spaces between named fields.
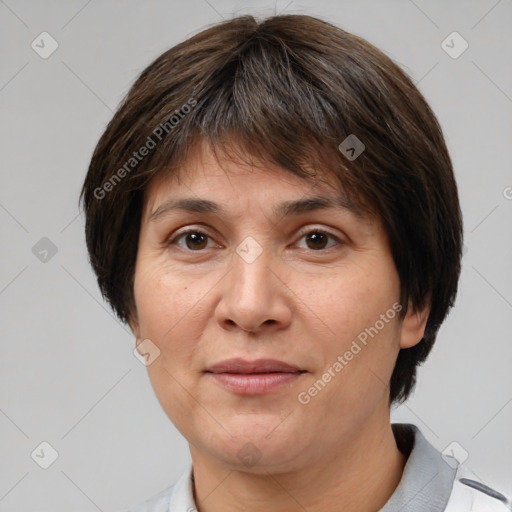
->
xmin=380 ymin=423 xmax=457 ymax=512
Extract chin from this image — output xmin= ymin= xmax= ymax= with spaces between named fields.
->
xmin=203 ymin=423 xmax=308 ymax=473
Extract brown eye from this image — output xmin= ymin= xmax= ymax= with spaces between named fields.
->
xmin=298 ymin=230 xmax=339 ymax=251
xmin=171 ymin=230 xmax=212 ymax=251
xmin=184 ymin=232 xmax=208 ymax=250
xmin=305 ymin=232 xmax=329 ymax=250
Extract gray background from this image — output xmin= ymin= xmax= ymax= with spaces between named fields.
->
xmin=1 ymin=0 xmax=511 ymax=510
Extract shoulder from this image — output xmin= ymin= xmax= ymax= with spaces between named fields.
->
xmin=389 ymin=423 xmax=510 ymax=512
xmin=445 ymin=463 xmax=510 ymax=512
xmin=124 ymin=485 xmax=174 ymax=512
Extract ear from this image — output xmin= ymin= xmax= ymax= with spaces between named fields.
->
xmin=399 ymin=299 xmax=430 ymax=349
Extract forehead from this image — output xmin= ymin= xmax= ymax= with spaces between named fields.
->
xmin=143 ymin=139 xmax=366 ymax=221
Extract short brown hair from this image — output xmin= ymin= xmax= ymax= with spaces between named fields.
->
xmin=80 ymin=14 xmax=463 ymax=404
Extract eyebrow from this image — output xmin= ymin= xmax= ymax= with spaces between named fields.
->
xmin=148 ymin=195 xmax=362 ymax=223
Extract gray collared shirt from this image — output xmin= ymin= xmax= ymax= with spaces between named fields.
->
xmin=127 ymin=423 xmax=459 ymax=511
xmin=381 ymin=423 xmax=457 ymax=511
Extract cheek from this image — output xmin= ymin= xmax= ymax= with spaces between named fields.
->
xmin=298 ymin=268 xmax=401 ymax=406
xmin=145 ymin=363 xmax=202 ymax=443
xmin=133 ymin=263 xmax=217 ymax=373
xmin=304 ymin=318 xmax=400 ymax=434
xmin=135 ymin=266 xmax=209 ymax=433
xmin=298 ymin=264 xmax=397 ymax=339
xmin=134 ymin=262 xmax=192 ymax=334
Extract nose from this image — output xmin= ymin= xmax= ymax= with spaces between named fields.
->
xmin=214 ymin=241 xmax=293 ymax=335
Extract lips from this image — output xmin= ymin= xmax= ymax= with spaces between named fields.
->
xmin=206 ymin=358 xmax=304 ymax=374
xmin=205 ymin=358 xmax=306 ymax=395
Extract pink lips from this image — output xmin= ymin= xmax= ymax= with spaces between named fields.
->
xmin=205 ymin=358 xmax=306 ymax=395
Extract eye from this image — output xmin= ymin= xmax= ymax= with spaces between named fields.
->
xmin=296 ymin=229 xmax=341 ymax=251
xmin=169 ymin=229 xmax=216 ymax=251
xmin=167 ymin=227 xmax=343 ymax=253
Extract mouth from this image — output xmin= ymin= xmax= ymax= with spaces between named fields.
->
xmin=206 ymin=357 xmax=304 ymax=374
xmin=205 ymin=358 xmax=307 ymax=395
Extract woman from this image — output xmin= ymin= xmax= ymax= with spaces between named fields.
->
xmin=81 ymin=14 xmax=508 ymax=512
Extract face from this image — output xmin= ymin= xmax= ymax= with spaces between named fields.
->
xmin=130 ymin=140 xmax=426 ymax=473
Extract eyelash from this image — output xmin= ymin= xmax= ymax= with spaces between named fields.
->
xmin=166 ymin=227 xmax=343 ymax=253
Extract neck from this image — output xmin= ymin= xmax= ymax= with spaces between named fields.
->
xmin=190 ymin=414 xmax=407 ymax=512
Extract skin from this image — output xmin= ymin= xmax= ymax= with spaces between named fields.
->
xmin=129 ymin=139 xmax=429 ymax=512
